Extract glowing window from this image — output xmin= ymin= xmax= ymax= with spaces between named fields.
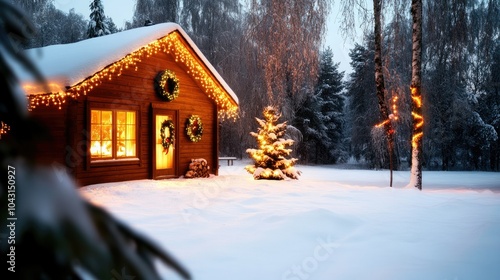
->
xmin=116 ymin=111 xmax=136 ymax=158
xmin=90 ymin=109 xmax=137 ymax=160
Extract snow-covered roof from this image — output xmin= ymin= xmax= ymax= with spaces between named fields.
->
xmin=19 ymin=23 xmax=238 ymax=107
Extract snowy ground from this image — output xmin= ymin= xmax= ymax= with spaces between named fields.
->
xmin=80 ymin=160 xmax=500 ymax=280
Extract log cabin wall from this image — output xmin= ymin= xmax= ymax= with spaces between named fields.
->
xmin=30 ymin=38 xmax=219 ymax=186
xmin=30 ymin=103 xmax=70 ymax=167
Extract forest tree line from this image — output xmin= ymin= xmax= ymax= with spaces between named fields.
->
xmin=346 ymin=0 xmax=499 ymax=171
xmin=11 ymin=0 xmax=500 ymax=171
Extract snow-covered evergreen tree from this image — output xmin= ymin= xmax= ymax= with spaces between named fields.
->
xmin=345 ymin=40 xmax=379 ymax=166
xmin=104 ymin=16 xmax=119 ymax=34
xmin=87 ymin=0 xmax=109 ymax=38
xmin=317 ymin=47 xmax=345 ymax=162
xmin=153 ymin=0 xmax=179 ymax=23
xmin=61 ymin=8 xmax=87 ymax=44
xmin=294 ymin=47 xmax=345 ymax=163
xmin=294 ymin=90 xmax=329 ymax=163
xmin=245 ymin=106 xmax=301 ymax=180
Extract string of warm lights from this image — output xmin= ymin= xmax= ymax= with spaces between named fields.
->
xmin=26 ymin=31 xmax=239 ymax=119
xmin=0 ymin=121 xmax=10 ymax=137
xmin=410 ymin=86 xmax=423 ymax=148
xmin=375 ymin=94 xmax=399 ymax=129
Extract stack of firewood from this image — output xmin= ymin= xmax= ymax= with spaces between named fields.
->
xmin=184 ymin=158 xmax=210 ymax=178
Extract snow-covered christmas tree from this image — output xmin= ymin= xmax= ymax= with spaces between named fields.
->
xmin=245 ymin=106 xmax=301 ymax=180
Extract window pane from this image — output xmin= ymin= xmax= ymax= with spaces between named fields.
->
xmin=90 ymin=110 xmax=113 ymax=159
xmin=90 ymin=124 xmax=100 ymax=140
xmin=90 ymin=140 xmax=101 ymax=158
xmin=102 ymin=111 xmax=112 ymax=125
xmin=101 ymin=141 xmax=112 ymax=157
xmin=126 ymin=125 xmax=135 ymax=139
xmin=126 ymin=140 xmax=136 ymax=157
xmin=117 ymin=111 xmax=136 ymax=158
xmin=91 ymin=110 xmax=100 ymax=123
xmin=117 ymin=140 xmax=125 ymax=157
xmin=117 ymin=124 xmax=126 ymax=140
xmin=127 ymin=112 xmax=135 ymax=124
xmin=102 ymin=125 xmax=112 ymax=140
xmin=117 ymin=111 xmax=126 ymax=124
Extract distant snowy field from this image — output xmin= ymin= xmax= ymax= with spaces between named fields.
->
xmin=80 ymin=160 xmax=500 ymax=280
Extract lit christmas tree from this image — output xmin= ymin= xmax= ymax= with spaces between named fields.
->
xmin=245 ymin=106 xmax=301 ymax=180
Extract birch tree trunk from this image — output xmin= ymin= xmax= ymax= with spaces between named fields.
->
xmin=409 ymin=0 xmax=423 ymax=190
xmin=373 ymin=0 xmax=395 ymax=186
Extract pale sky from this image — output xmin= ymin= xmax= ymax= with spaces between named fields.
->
xmin=53 ymin=0 xmax=361 ymax=75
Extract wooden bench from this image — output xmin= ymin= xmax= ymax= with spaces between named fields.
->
xmin=219 ymin=157 xmax=237 ymax=166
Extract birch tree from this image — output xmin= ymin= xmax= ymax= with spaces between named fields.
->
xmin=408 ymin=0 xmax=423 ymax=189
xmin=341 ymin=0 xmax=397 ymax=185
xmin=373 ymin=0 xmax=396 ymax=186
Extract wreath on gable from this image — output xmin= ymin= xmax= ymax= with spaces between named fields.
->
xmin=160 ymin=119 xmax=175 ymax=154
xmin=186 ymin=115 xmax=203 ymax=142
xmin=154 ymin=69 xmax=179 ymax=101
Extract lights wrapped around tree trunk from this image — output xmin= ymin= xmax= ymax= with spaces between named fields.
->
xmin=245 ymin=106 xmax=301 ymax=180
xmin=410 ymin=86 xmax=423 ymax=148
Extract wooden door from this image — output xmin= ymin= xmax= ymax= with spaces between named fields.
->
xmin=152 ymin=109 xmax=179 ymax=179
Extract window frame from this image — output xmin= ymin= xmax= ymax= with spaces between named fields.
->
xmin=87 ymin=101 xmax=141 ymax=167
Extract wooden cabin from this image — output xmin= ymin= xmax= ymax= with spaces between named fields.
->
xmin=19 ymin=23 xmax=239 ymax=186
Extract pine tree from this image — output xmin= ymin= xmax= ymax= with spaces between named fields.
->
xmin=152 ymin=0 xmax=179 ymax=24
xmin=294 ymin=47 xmax=345 ymax=164
xmin=87 ymin=0 xmax=109 ymax=38
xmin=316 ymin=47 xmax=345 ymax=163
xmin=245 ymin=106 xmax=301 ymax=180
xmin=61 ymin=8 xmax=87 ymax=44
xmin=104 ymin=16 xmax=119 ymax=34
xmin=294 ymin=91 xmax=328 ymax=163
xmin=345 ymin=40 xmax=379 ymax=166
